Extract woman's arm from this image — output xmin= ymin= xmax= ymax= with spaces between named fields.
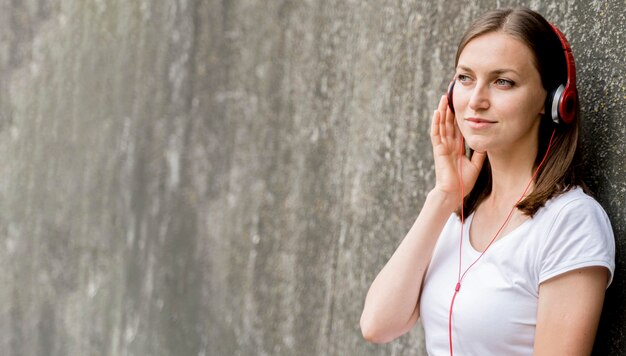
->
xmin=360 ymin=95 xmax=486 ymax=343
xmin=534 ymin=266 xmax=609 ymax=355
xmin=359 ymin=190 xmax=458 ymax=343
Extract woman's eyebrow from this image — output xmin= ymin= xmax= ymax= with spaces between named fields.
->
xmin=492 ymin=68 xmax=520 ymax=76
xmin=456 ymin=65 xmax=521 ymax=77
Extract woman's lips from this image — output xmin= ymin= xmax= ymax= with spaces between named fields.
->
xmin=465 ymin=117 xmax=496 ymax=129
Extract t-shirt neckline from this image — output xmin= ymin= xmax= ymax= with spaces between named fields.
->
xmin=464 ymin=212 xmax=533 ymax=255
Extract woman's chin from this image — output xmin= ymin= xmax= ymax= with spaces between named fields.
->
xmin=465 ymin=139 xmax=488 ymax=153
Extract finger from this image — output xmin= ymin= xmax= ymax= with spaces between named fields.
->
xmin=436 ymin=95 xmax=447 ymax=136
xmin=433 ymin=96 xmax=445 ymax=125
xmin=431 ymin=110 xmax=441 ymax=145
xmin=438 ymin=94 xmax=447 ymax=113
xmin=439 ymin=109 xmax=447 ymax=140
xmin=453 ymin=119 xmax=463 ymax=154
xmin=445 ymin=105 xmax=456 ymax=141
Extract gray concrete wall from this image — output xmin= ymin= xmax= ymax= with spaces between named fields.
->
xmin=0 ymin=0 xmax=623 ymax=355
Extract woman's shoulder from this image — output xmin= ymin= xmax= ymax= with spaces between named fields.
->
xmin=534 ymin=186 xmax=615 ymax=286
xmin=533 ymin=186 xmax=613 ymax=241
xmin=532 ymin=186 xmax=613 ymax=236
xmin=542 ymin=186 xmax=606 ymax=216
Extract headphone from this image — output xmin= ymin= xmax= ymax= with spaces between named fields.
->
xmin=447 ymin=22 xmax=578 ymax=125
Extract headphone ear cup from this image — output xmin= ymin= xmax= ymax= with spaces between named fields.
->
xmin=447 ymin=81 xmax=455 ymax=114
xmin=547 ymin=84 xmax=565 ymax=124
xmin=559 ymin=87 xmax=577 ymax=124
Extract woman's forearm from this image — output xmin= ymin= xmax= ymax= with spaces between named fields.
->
xmin=360 ymin=189 xmax=458 ymax=343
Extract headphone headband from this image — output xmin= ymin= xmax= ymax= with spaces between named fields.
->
xmin=546 ymin=22 xmax=578 ymax=124
xmin=548 ymin=23 xmax=577 ymax=90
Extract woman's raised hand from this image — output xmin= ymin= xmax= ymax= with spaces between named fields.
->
xmin=430 ymin=95 xmax=486 ymax=202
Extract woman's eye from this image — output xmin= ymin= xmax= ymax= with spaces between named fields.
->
xmin=457 ymin=74 xmax=471 ymax=83
xmin=495 ymin=78 xmax=514 ymax=87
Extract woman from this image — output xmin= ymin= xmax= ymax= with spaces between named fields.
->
xmin=360 ymin=7 xmax=615 ymax=355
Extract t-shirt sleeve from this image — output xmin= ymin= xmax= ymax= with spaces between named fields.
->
xmin=538 ymin=196 xmax=616 ymax=287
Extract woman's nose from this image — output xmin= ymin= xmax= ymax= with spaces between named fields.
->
xmin=468 ymin=83 xmax=490 ymax=111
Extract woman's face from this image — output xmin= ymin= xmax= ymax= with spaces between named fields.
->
xmin=453 ymin=31 xmax=547 ymax=155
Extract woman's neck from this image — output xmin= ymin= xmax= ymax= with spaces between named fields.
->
xmin=486 ymin=146 xmax=538 ymax=208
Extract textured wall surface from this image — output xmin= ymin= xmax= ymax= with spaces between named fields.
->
xmin=0 ymin=0 xmax=623 ymax=355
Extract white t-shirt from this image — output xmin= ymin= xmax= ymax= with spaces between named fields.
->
xmin=419 ymin=187 xmax=615 ymax=356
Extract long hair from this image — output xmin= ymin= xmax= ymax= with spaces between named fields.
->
xmin=454 ymin=8 xmax=587 ymax=218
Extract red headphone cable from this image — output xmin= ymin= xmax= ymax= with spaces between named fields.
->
xmin=448 ymin=129 xmax=556 ymax=356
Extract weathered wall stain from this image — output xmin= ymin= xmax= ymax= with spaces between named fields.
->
xmin=0 ymin=1 xmax=623 ymax=355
